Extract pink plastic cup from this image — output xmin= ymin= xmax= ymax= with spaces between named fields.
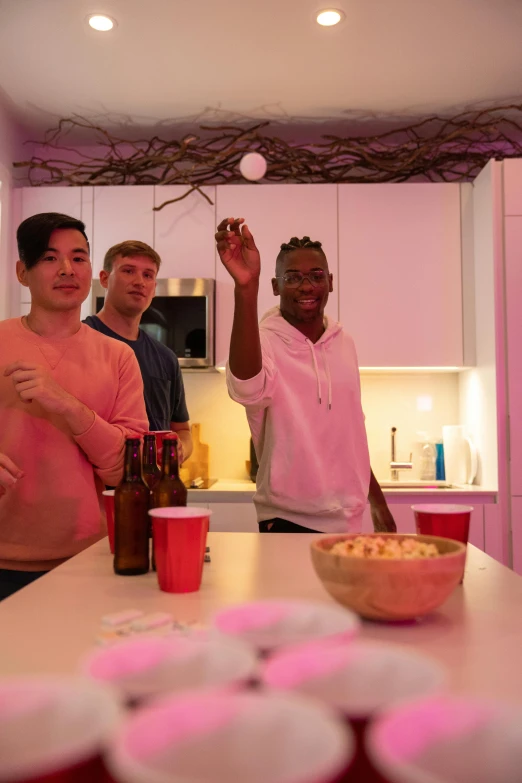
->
xmin=106 ymin=690 xmax=354 ymax=783
xmin=261 ymin=639 xmax=445 ymax=783
xmin=148 ymin=507 xmax=211 ymax=593
xmin=0 ymin=676 xmax=120 ymax=783
xmin=102 ymin=490 xmax=115 ymax=554
xmin=411 ymin=504 xmax=474 ymax=546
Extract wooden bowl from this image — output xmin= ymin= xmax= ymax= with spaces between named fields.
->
xmin=310 ymin=533 xmax=466 ymax=621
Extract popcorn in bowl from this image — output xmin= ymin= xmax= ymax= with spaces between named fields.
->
xmin=330 ymin=535 xmax=439 ymax=560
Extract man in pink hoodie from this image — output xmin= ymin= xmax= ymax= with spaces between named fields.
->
xmin=216 ymin=217 xmax=395 ymax=534
xmin=0 ymin=213 xmax=148 ymax=599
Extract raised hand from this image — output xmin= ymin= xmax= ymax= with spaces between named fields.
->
xmin=215 ymin=217 xmax=261 ymax=287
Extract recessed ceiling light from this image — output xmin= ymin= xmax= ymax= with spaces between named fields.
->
xmin=88 ymin=14 xmax=115 ymax=32
xmin=316 ymin=9 xmax=345 ymax=26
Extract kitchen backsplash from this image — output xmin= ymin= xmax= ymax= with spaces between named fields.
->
xmin=182 ymin=371 xmax=460 ymax=481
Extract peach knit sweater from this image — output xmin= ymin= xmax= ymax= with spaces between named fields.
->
xmin=0 ymin=318 xmax=148 ymax=570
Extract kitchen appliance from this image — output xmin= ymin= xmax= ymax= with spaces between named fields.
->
xmin=91 ymin=278 xmax=215 ymax=368
xmin=442 ymin=425 xmax=478 ymax=485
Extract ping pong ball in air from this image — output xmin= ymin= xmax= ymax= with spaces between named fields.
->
xmin=239 ymin=152 xmax=267 ymax=181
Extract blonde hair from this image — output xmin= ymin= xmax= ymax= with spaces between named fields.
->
xmin=103 ymin=240 xmax=161 ymax=273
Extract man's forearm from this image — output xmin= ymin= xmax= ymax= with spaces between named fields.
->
xmin=368 ymin=469 xmax=397 ymax=533
xmin=177 ymin=429 xmax=193 ymax=463
xmin=229 ymin=281 xmax=263 ymax=380
xmin=368 ymin=469 xmax=387 ymax=507
xmin=61 ymin=396 xmax=96 ymax=436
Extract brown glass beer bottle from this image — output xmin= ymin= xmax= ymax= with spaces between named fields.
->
xmin=114 ymin=438 xmax=150 ymax=576
xmin=152 ymin=435 xmax=188 ymax=509
xmin=142 ymin=433 xmax=161 ymax=572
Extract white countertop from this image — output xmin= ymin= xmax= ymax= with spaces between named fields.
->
xmin=0 ymin=534 xmax=521 ymax=702
xmin=187 ymin=479 xmax=497 ymax=503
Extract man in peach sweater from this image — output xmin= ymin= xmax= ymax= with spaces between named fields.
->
xmin=0 ymin=213 xmax=148 ymax=599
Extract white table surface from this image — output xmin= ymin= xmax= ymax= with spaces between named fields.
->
xmin=0 ymin=534 xmax=520 ymax=703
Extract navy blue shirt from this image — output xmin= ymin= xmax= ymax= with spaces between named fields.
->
xmin=83 ymin=315 xmax=189 ymax=431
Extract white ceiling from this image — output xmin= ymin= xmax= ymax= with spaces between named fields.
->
xmin=1 ymin=0 xmax=522 ymax=135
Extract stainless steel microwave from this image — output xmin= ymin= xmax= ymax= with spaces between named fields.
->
xmin=91 ymin=278 xmax=215 ymax=368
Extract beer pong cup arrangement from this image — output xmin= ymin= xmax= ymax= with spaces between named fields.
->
xmin=106 ymin=690 xmax=355 ymax=783
xmin=210 ymin=599 xmax=360 ymax=655
xmin=0 ymin=676 xmax=120 ymax=783
xmin=148 ymin=506 xmax=211 ymax=593
xmin=367 ymin=695 xmax=522 ymax=783
xmin=261 ymin=638 xmax=446 ymax=782
xmin=102 ymin=490 xmax=115 ymax=554
xmin=412 ymin=504 xmax=473 ymax=546
xmin=80 ymin=634 xmax=257 ymax=705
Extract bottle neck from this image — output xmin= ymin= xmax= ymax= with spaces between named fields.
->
xmin=123 ymin=440 xmax=143 ymax=481
xmin=143 ymin=439 xmax=158 ymax=470
xmin=161 ymin=439 xmax=180 ymax=478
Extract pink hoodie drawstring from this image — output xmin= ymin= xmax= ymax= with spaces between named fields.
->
xmin=306 ymin=340 xmax=332 ymax=409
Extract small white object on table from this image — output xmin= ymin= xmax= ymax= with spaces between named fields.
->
xmin=0 ymin=533 xmax=521 ymax=704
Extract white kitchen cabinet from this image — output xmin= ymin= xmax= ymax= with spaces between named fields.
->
xmin=338 ymin=184 xmax=463 ymax=367
xmin=21 ymin=186 xmax=83 ymax=224
xmin=503 ymin=158 xmax=522 ymax=215
xmin=509 ymin=497 xmax=522 ymax=575
xmin=214 ymin=185 xmax=339 ymax=367
xmin=91 ymin=186 xmax=154 ymax=275
xmin=208 ymin=502 xmax=258 ymax=532
xmin=504 ymin=218 xmax=522 ymax=495
xmin=153 ymin=186 xmax=216 ymax=279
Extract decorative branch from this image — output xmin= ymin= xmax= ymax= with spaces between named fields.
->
xmin=13 ymin=105 xmax=522 ymax=208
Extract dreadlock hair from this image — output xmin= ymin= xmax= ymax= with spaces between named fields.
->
xmin=275 ymin=236 xmax=327 ymax=276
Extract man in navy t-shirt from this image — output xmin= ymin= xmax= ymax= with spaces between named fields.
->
xmin=83 ymin=240 xmax=192 ymax=463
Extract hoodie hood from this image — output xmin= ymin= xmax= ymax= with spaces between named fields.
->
xmin=259 ymin=306 xmax=343 ymax=346
xmin=259 ymin=306 xmax=343 ymax=409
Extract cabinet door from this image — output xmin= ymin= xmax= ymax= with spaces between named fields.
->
xmin=505 ymin=218 xmax=522 ymax=494
xmin=92 ymin=186 xmax=154 ymax=275
xmin=338 ymin=184 xmax=463 ymax=367
xmin=215 ymin=185 xmax=339 ymax=367
xmin=154 ymin=186 xmax=216 ymax=278
xmin=503 ymin=159 xmax=522 ymax=215
xmin=510 ymin=496 xmax=522 ymax=574
xmin=21 ymin=187 xmax=83 ymax=223
xmin=208 ymin=502 xmax=258 ymax=532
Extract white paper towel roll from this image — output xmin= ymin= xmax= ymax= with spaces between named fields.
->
xmin=442 ymin=425 xmax=478 ymax=485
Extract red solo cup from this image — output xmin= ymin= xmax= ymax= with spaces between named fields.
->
xmin=0 ymin=676 xmax=120 ymax=783
xmin=367 ymin=695 xmax=522 ymax=783
xmin=412 ymin=504 xmax=473 ymax=545
xmin=148 ymin=507 xmax=211 ymax=593
xmin=412 ymin=504 xmax=473 ymax=584
xmin=106 ymin=690 xmax=354 ymax=783
xmin=261 ymin=639 xmax=445 ymax=783
xmin=102 ymin=490 xmax=115 ymax=554
xmin=147 ymin=431 xmax=173 ymax=466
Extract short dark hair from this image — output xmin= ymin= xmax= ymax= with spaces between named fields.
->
xmin=275 ymin=236 xmax=327 ymax=276
xmin=17 ymin=212 xmax=89 ymax=270
xmin=103 ymin=240 xmax=161 ymax=273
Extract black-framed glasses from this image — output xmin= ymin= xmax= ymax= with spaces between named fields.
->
xmin=276 ymin=271 xmax=328 ymax=288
